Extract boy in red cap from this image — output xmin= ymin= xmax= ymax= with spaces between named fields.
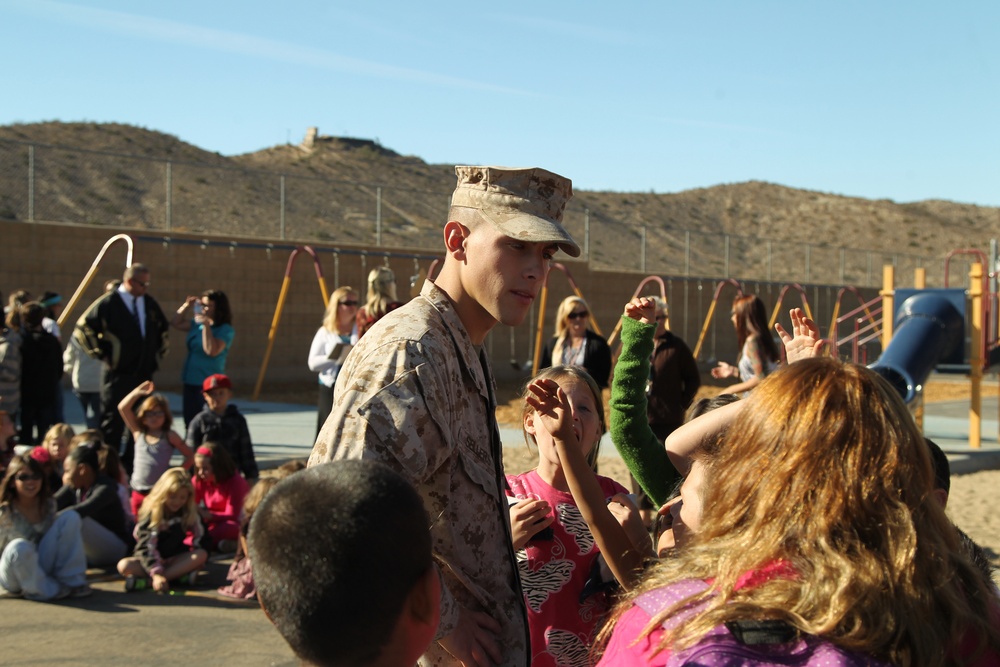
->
xmin=185 ymin=374 xmax=257 ymax=480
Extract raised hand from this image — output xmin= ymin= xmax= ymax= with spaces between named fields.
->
xmin=524 ymin=378 xmax=577 ymax=446
xmin=775 ymin=307 xmax=826 ymax=363
xmin=623 ymin=296 xmax=657 ymax=324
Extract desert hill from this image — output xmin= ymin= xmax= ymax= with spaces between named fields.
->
xmin=0 ymin=121 xmax=996 ymax=282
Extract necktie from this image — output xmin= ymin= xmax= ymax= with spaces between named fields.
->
xmin=131 ymin=296 xmax=143 ymax=336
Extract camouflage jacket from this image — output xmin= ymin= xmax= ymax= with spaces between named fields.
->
xmin=310 ymin=280 xmax=528 ymax=667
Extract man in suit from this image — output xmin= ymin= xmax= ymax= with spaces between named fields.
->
xmin=74 ymin=263 xmax=168 ymax=473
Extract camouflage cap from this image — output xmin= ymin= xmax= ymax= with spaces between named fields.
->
xmin=450 ymin=166 xmax=580 ymax=258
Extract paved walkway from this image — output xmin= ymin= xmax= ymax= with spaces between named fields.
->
xmin=7 ymin=386 xmax=998 ymax=666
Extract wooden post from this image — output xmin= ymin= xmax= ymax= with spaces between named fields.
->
xmin=913 ymin=268 xmax=926 ymax=431
xmin=969 ymin=263 xmax=983 ymax=449
xmin=880 ymin=265 xmax=895 ymax=350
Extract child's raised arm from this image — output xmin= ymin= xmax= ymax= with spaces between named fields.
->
xmin=526 ymin=378 xmax=646 ymax=590
xmin=118 ymin=380 xmax=154 ymax=436
xmin=168 ymin=431 xmax=194 ymax=470
xmin=664 ymin=398 xmax=745 ymax=474
xmin=609 ymin=296 xmax=680 ymax=507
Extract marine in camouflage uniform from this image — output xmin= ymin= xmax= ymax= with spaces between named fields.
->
xmin=310 ymin=166 xmax=580 ymax=667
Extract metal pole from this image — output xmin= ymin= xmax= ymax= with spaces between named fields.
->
xmin=28 ymin=145 xmax=34 ymax=222
xmin=805 ymin=245 xmax=811 ymax=282
xmin=376 ymin=186 xmax=382 ymax=246
xmin=766 ymin=240 xmax=772 ymax=282
xmin=584 ymin=207 xmax=590 ymax=260
xmin=724 ymin=235 xmax=730 ymax=278
xmin=840 ymin=247 xmax=845 ymax=284
xmin=641 ymin=225 xmax=647 ymax=272
xmin=685 ymin=230 xmax=691 ymax=277
xmin=280 ymin=175 xmax=286 ymax=240
xmin=165 ymin=161 xmax=172 ymax=231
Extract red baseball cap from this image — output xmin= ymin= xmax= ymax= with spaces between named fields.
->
xmin=202 ymin=374 xmax=232 ymax=392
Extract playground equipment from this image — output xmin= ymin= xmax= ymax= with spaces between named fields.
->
xmin=57 ymin=233 xmax=135 ymax=329
xmin=767 ymin=283 xmax=813 ymax=331
xmin=691 ymin=279 xmax=743 ymax=360
xmin=252 ymin=246 xmax=330 ymax=401
xmin=530 ymin=262 xmax=600 ymax=377
xmin=867 ymin=259 xmax=999 ymax=448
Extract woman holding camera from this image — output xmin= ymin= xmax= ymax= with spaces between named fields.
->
xmin=171 ymin=290 xmax=235 ymax=427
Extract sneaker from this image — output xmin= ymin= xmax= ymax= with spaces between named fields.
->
xmin=26 ymin=586 xmax=70 ymax=601
xmin=125 ymin=576 xmax=151 ymax=592
xmin=70 ymin=584 xmax=94 ymax=598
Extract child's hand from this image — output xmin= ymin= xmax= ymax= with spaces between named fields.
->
xmin=711 ymin=361 xmax=737 ymax=379
xmin=775 ymin=307 xmax=826 ymax=363
xmin=525 ymin=378 xmax=577 ymax=446
xmin=152 ymin=573 xmax=170 ymax=593
xmin=136 ymin=380 xmax=155 ymax=395
xmin=508 ymin=498 xmax=553 ymax=550
xmin=608 ymin=493 xmax=653 ymax=557
xmin=623 ymin=296 xmax=657 ymax=325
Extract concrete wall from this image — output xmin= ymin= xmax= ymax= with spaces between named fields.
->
xmin=1 ymin=219 xmax=878 ymax=397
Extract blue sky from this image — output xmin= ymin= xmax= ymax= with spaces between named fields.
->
xmin=2 ymin=1 xmax=998 ymax=205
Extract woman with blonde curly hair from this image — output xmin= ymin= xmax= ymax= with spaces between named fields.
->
xmin=597 ymin=357 xmax=1000 ymax=667
xmin=540 ymin=296 xmax=612 ymax=389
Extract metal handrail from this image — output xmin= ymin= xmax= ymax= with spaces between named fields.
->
xmin=57 ymin=233 xmax=134 ymax=329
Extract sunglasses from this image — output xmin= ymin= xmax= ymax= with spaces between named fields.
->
xmin=339 ymin=300 xmax=359 ymax=307
xmin=567 ymin=311 xmax=589 ymax=321
xmin=16 ymin=473 xmax=41 ymax=482
xmin=145 ymin=410 xmax=166 ymax=417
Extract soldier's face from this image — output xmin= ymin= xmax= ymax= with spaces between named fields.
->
xmin=460 ymin=224 xmax=556 ymax=329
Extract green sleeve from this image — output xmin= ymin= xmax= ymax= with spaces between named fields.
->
xmin=609 ymin=317 xmax=680 ymax=506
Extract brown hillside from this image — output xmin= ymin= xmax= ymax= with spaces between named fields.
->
xmin=0 ymin=121 xmax=996 ymax=283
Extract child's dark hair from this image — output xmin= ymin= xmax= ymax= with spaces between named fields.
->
xmin=195 ymin=441 xmax=237 ymax=483
xmin=66 ymin=439 xmax=102 ymax=471
xmin=249 ymin=460 xmax=432 ymax=667
xmin=685 ymin=393 xmax=741 ymax=422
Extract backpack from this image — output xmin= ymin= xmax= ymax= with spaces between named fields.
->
xmin=634 ymin=579 xmax=891 ymax=667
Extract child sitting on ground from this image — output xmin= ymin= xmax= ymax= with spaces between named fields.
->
xmin=39 ymin=423 xmax=74 ymax=491
xmin=217 ymin=475 xmax=279 ymax=601
xmin=192 ymin=441 xmax=249 ymax=553
xmin=117 ymin=467 xmax=207 ymax=593
xmin=185 ymin=374 xmax=257 ymax=480
xmin=248 ymin=459 xmax=439 ymax=667
xmin=119 ymin=381 xmax=194 ymax=518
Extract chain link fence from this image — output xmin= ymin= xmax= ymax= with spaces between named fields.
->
xmin=0 ymin=138 xmax=943 ymax=287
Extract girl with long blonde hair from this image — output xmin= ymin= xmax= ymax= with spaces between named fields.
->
xmin=597 ymin=357 xmax=1000 ymax=667
xmin=356 ymin=267 xmax=402 ymax=339
xmin=116 ymin=467 xmax=206 ymax=593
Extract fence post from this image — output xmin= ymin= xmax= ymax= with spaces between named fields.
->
xmin=724 ymin=235 xmax=730 ymax=278
xmin=279 ymin=175 xmax=286 ymax=240
xmin=685 ymin=230 xmax=691 ymax=276
xmin=584 ymin=207 xmax=590 ymax=260
xmin=641 ymin=225 xmax=647 ymax=272
xmin=165 ymin=161 xmax=172 ymax=231
xmin=376 ymin=186 xmax=382 ymax=246
xmin=805 ymin=244 xmax=811 ymax=282
xmin=766 ymin=240 xmax=772 ymax=282
xmin=28 ymin=145 xmax=34 ymax=222
xmin=839 ymin=247 xmax=845 ymax=283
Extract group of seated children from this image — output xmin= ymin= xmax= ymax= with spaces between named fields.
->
xmin=0 ymin=372 xmax=259 ymax=598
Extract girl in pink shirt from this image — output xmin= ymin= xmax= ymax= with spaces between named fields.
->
xmin=192 ymin=442 xmax=248 ymax=552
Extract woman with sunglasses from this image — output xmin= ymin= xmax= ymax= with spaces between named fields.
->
xmin=171 ymin=289 xmax=235 ymax=427
xmin=308 ymin=286 xmax=359 ymax=437
xmin=0 ymin=453 xmax=91 ymax=600
xmin=540 ymin=296 xmax=612 ymax=389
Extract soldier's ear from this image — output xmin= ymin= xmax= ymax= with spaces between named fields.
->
xmin=443 ymin=221 xmax=469 ymax=259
